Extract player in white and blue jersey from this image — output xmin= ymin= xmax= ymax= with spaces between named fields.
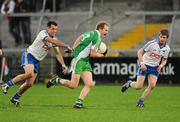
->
xmin=121 ymin=29 xmax=170 ymax=107
xmin=1 ymin=21 xmax=73 ymax=107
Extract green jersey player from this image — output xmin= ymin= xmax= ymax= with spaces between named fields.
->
xmin=46 ymin=21 xmax=109 ymax=108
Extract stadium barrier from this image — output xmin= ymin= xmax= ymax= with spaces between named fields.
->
xmin=0 ymin=56 xmax=178 ymax=84
xmin=57 ymin=57 xmax=178 ymax=84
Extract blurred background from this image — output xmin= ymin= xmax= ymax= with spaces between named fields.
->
xmin=0 ymin=0 xmax=179 ymax=84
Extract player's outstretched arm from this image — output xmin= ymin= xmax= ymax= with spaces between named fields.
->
xmin=157 ymin=58 xmax=167 ymax=72
xmin=46 ymin=37 xmax=73 ymax=52
xmin=54 ymin=47 xmax=68 ymax=74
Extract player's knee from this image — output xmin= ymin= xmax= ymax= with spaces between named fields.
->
xmin=25 ymin=72 xmax=34 ymax=79
xmin=149 ymin=84 xmax=156 ymax=90
xmin=25 ymin=82 xmax=33 ymax=88
xmin=68 ymin=82 xmax=78 ymax=89
xmin=69 ymin=84 xmax=78 ymax=89
xmin=85 ymin=81 xmax=94 ymax=88
xmin=135 ymin=84 xmax=143 ymax=90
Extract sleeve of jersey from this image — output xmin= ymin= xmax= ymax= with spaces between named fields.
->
xmin=38 ymin=31 xmax=48 ymax=41
xmin=142 ymin=41 xmax=153 ymax=52
xmin=163 ymin=47 xmax=171 ymax=59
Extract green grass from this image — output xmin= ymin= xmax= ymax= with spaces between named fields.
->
xmin=0 ymin=84 xmax=180 ymax=122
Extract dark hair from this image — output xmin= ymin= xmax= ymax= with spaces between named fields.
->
xmin=160 ymin=29 xmax=169 ymax=38
xmin=96 ymin=21 xmax=109 ymax=30
xmin=47 ymin=21 xmax=58 ymax=27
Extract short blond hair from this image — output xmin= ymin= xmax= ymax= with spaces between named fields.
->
xmin=96 ymin=21 xmax=109 ymax=30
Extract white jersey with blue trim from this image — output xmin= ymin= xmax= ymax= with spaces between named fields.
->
xmin=142 ymin=39 xmax=170 ymax=67
xmin=27 ymin=30 xmax=56 ymax=61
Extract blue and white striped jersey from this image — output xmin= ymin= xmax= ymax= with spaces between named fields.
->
xmin=27 ymin=30 xmax=56 ymax=61
xmin=142 ymin=39 xmax=170 ymax=67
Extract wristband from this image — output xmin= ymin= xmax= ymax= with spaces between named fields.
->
xmin=65 ymin=44 xmax=71 ymax=49
xmin=140 ymin=62 xmax=144 ymax=65
xmin=62 ymin=64 xmax=66 ymax=68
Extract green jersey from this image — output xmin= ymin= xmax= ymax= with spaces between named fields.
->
xmin=73 ymin=30 xmax=101 ymax=60
xmin=70 ymin=30 xmax=101 ymax=74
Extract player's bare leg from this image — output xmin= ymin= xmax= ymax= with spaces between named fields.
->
xmin=136 ymin=75 xmax=157 ymax=107
xmin=121 ymin=76 xmax=146 ymax=107
xmin=140 ymin=74 xmax=157 ymax=100
xmin=10 ymin=65 xmax=36 ymax=107
xmin=121 ymin=76 xmax=145 ymax=92
xmin=46 ymin=73 xmax=80 ymax=89
xmin=130 ymin=76 xmax=145 ymax=89
xmin=60 ymin=74 xmax=80 ymax=89
xmin=1 ymin=64 xmax=34 ymax=94
xmin=11 ymin=74 xmax=37 ymax=107
xmin=73 ymin=71 xmax=94 ymax=108
xmin=47 ymin=73 xmax=85 ymax=108
xmin=78 ymin=71 xmax=94 ymax=100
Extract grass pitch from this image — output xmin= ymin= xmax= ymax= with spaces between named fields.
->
xmin=0 ymin=84 xmax=180 ymax=122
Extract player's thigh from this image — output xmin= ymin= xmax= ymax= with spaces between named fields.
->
xmin=136 ymin=75 xmax=146 ymax=87
xmin=71 ymin=73 xmax=81 ymax=86
xmin=81 ymin=71 xmax=93 ymax=86
xmin=24 ymin=64 xmax=35 ymax=76
xmin=147 ymin=74 xmax=158 ymax=88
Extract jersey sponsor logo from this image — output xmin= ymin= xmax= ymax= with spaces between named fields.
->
xmin=149 ymin=52 xmax=161 ymax=59
xmin=42 ymin=43 xmax=51 ymax=51
xmin=93 ymin=63 xmax=137 ymax=79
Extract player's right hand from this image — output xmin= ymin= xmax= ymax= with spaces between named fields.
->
xmin=140 ymin=64 xmax=147 ymax=71
xmin=66 ymin=45 xmax=73 ymax=53
xmin=62 ymin=64 xmax=68 ymax=74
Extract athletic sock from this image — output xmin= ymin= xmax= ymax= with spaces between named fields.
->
xmin=75 ymin=98 xmax=83 ymax=104
xmin=12 ymin=93 xmax=21 ymax=100
xmin=6 ymin=80 xmax=14 ymax=87
xmin=55 ymin=77 xmax=62 ymax=84
xmin=137 ymin=98 xmax=144 ymax=105
xmin=127 ymin=80 xmax=132 ymax=87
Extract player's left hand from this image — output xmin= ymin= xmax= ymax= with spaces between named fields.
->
xmin=62 ymin=64 xmax=68 ymax=74
xmin=140 ymin=63 xmax=147 ymax=71
xmin=157 ymin=65 xmax=163 ymax=73
xmin=66 ymin=45 xmax=73 ymax=53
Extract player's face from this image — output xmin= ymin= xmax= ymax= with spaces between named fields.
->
xmin=47 ymin=25 xmax=58 ymax=36
xmin=99 ymin=25 xmax=109 ymax=38
xmin=159 ymin=34 xmax=168 ymax=45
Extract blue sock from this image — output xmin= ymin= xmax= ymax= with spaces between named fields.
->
xmin=6 ymin=80 xmax=14 ymax=87
xmin=137 ymin=98 xmax=144 ymax=105
xmin=13 ymin=93 xmax=21 ymax=100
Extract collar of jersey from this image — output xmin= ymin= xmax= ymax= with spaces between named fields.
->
xmin=157 ymin=39 xmax=166 ymax=49
xmin=45 ymin=30 xmax=54 ymax=38
xmin=95 ymin=30 xmax=100 ymax=38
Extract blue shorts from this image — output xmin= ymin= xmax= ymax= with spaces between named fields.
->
xmin=137 ymin=64 xmax=159 ymax=77
xmin=21 ymin=50 xmax=40 ymax=73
